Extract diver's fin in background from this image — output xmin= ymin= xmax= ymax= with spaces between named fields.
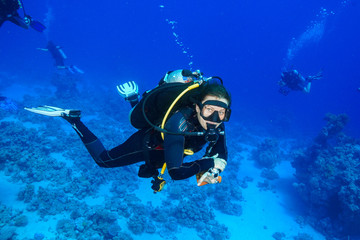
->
xmin=30 ymin=20 xmax=46 ymax=32
xmin=71 ymin=65 xmax=85 ymax=74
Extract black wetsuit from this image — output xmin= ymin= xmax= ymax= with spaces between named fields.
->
xmin=279 ymin=70 xmax=310 ymax=95
xmin=281 ymin=71 xmax=307 ymax=91
xmin=69 ymin=107 xmax=227 ymax=180
xmin=47 ymin=41 xmax=66 ymax=67
xmin=0 ymin=0 xmax=28 ymax=29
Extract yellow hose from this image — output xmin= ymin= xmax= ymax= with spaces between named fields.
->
xmin=159 ymin=83 xmax=200 ymax=175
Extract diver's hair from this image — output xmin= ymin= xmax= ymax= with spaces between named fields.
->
xmin=197 ymin=83 xmax=232 ymax=107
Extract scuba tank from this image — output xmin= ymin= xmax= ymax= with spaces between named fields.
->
xmin=129 ymin=70 xmax=202 ymax=130
xmin=129 ymin=81 xmax=197 ymax=129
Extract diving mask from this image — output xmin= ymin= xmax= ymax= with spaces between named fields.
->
xmin=198 ymin=100 xmax=231 ymax=123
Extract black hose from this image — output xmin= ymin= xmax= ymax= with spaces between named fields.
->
xmin=19 ymin=0 xmax=27 ymax=17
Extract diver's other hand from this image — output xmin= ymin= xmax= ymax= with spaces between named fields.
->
xmin=116 ymin=81 xmax=139 ymax=102
xmin=197 ymin=168 xmax=222 ymax=186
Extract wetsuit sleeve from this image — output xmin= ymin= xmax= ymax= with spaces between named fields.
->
xmin=164 ymin=112 xmax=214 ymax=180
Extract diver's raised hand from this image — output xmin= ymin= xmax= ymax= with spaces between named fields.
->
xmin=116 ymin=81 xmax=139 ymax=102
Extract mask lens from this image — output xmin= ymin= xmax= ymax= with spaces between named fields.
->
xmin=199 ymin=100 xmax=231 ymax=123
xmin=201 ymin=105 xmax=226 ymax=122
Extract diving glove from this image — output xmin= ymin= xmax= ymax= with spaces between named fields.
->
xmin=116 ymin=81 xmax=139 ymax=103
xmin=209 ymin=153 xmax=227 ymax=172
xmin=214 ymin=157 xmax=227 ymax=173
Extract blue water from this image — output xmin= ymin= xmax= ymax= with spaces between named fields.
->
xmin=1 ymin=0 xmax=359 ymax=137
xmin=1 ymin=0 xmax=360 ymax=239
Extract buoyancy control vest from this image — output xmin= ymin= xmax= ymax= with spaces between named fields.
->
xmin=129 ymin=81 xmax=198 ymax=130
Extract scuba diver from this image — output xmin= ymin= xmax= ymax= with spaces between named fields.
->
xmin=278 ymin=69 xmax=322 ymax=96
xmin=0 ymin=0 xmax=45 ymax=32
xmin=38 ymin=41 xmax=83 ymax=98
xmin=37 ymin=41 xmax=84 ymax=74
xmin=0 ymin=96 xmax=18 ymax=111
xmin=25 ymin=69 xmax=232 ymax=192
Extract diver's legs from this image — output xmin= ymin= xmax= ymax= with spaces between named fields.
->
xmin=100 ymin=128 xmax=164 ymax=168
xmin=303 ymin=82 xmax=311 ymax=93
xmin=67 ymin=118 xmax=162 ymax=168
xmin=0 ymin=17 xmax=5 ymax=27
xmin=65 ymin=118 xmax=108 ymax=166
xmin=8 ymin=14 xmax=29 ymax=29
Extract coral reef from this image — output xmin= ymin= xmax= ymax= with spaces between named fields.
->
xmin=239 ymin=176 xmax=254 ymax=189
xmin=292 ymin=113 xmax=360 ymax=238
xmin=34 ymin=233 xmax=45 ymax=240
xmin=272 ymin=231 xmax=286 ymax=240
xmin=293 ymin=232 xmax=314 ymax=240
xmin=127 ymin=214 xmax=146 ymax=235
xmin=261 ymin=168 xmax=279 ymax=180
xmin=0 ymin=81 xmax=326 ymax=240
xmin=0 ymin=203 xmax=29 ymax=239
xmin=0 ymin=226 xmax=17 ymax=240
xmin=51 ymin=70 xmax=81 ymax=99
xmin=257 ymin=180 xmax=276 ymax=192
xmin=252 ymin=138 xmax=282 ymax=169
xmin=314 ymin=113 xmax=349 ymax=146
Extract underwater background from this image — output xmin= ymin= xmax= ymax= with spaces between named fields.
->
xmin=1 ymin=0 xmax=360 ymax=239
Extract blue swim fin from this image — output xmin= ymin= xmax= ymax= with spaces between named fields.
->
xmin=30 ymin=20 xmax=46 ymax=32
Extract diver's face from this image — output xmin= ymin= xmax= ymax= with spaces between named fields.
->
xmin=196 ymin=95 xmax=229 ymax=130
